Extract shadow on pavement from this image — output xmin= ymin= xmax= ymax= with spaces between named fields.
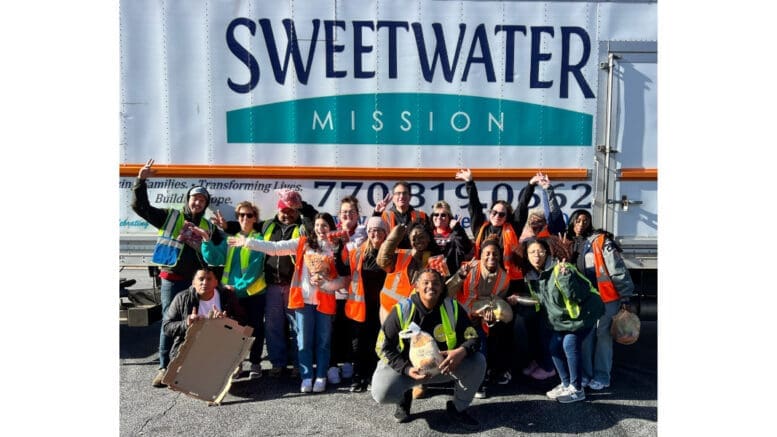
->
xmin=120 ymin=321 xmax=160 ymax=359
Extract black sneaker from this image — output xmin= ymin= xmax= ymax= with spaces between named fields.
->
xmin=394 ymin=390 xmax=413 ymax=423
xmin=446 ymin=401 xmax=479 ymax=430
xmin=349 ymin=380 xmax=365 ymax=393
xmin=495 ymin=370 xmax=512 ymax=385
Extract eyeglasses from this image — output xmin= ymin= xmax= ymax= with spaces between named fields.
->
xmin=237 ymin=213 xmax=255 ymax=219
xmin=431 ymin=213 xmax=449 ymax=218
xmin=527 ymin=250 xmax=547 ymax=256
xmin=490 ymin=211 xmax=507 ymax=218
xmin=393 ymin=191 xmax=409 ymax=197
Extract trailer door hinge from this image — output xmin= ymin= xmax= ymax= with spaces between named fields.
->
xmin=596 ymin=145 xmax=619 ymax=154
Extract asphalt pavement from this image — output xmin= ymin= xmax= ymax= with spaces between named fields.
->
xmin=119 ymin=268 xmax=657 ymax=436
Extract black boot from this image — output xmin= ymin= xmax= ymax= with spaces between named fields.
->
xmin=393 ymin=389 xmax=413 ymax=423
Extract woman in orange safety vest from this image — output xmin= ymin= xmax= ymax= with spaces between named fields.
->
xmin=343 ymin=216 xmax=389 ymax=392
xmin=375 ymin=222 xmax=436 ymax=324
xmin=565 ymin=209 xmax=634 ymax=392
xmin=446 ymin=238 xmax=511 ymax=399
xmin=229 ymin=212 xmax=350 ymax=394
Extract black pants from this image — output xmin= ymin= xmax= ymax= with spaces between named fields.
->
xmin=239 ymin=292 xmax=267 ymax=364
xmin=351 ymin=303 xmax=381 ymax=384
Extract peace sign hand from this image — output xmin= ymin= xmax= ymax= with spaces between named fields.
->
xmin=375 ymin=192 xmax=392 ymax=214
xmin=211 ymin=210 xmax=227 ymax=230
xmin=138 ymin=158 xmax=156 ymax=180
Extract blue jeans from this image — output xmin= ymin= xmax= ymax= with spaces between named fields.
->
xmin=295 ymin=304 xmax=333 ymax=380
xmin=159 ymin=278 xmax=191 ymax=369
xmin=581 ymin=300 xmax=621 ymax=385
xmin=265 ymin=284 xmax=298 ymax=368
xmin=240 ymin=292 xmax=267 ymax=364
xmin=548 ymin=326 xmax=593 ymax=390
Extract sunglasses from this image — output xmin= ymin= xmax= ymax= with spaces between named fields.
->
xmin=490 ymin=211 xmax=507 ymax=218
xmin=238 ymin=213 xmax=255 ymax=218
xmin=431 ymin=213 xmax=449 ymax=218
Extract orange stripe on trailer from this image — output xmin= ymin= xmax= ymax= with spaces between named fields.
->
xmin=119 ymin=164 xmax=588 ymax=181
xmin=619 ymin=168 xmax=657 ymax=181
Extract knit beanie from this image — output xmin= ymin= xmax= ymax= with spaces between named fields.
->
xmin=366 ymin=217 xmax=389 ymax=233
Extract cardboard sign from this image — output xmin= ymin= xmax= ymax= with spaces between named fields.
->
xmin=162 ymin=318 xmax=254 ymax=404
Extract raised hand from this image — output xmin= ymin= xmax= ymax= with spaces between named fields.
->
xmin=374 ymin=192 xmax=392 ymax=214
xmin=211 ymin=210 xmax=227 ymax=230
xmin=537 ymin=171 xmax=551 ymax=189
xmin=138 ymin=158 xmax=156 ymax=180
xmin=454 ymin=168 xmax=472 ymax=182
xmin=186 ymin=306 xmax=199 ymax=327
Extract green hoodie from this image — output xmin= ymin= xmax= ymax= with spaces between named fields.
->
xmin=526 ymin=260 xmax=605 ymax=332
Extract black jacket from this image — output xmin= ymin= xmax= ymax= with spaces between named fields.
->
xmin=377 ymin=293 xmax=479 ymax=376
xmin=131 ymin=178 xmax=221 ymax=281
xmin=162 ymin=286 xmax=246 ymax=360
xmin=466 ymin=179 xmax=531 ymax=250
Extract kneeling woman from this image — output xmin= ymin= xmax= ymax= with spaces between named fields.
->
xmin=229 ymin=213 xmax=350 ymax=394
xmin=522 ymin=238 xmax=604 ymax=403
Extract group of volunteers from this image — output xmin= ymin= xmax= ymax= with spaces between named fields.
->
xmin=131 ymin=158 xmax=635 ymax=429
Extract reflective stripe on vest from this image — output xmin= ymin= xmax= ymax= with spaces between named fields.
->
xmin=474 ymin=222 xmax=522 ymax=280
xmin=153 ymin=210 xmax=212 ymax=267
xmin=459 ymin=261 xmax=509 ymax=311
xmin=382 ymin=209 xmax=427 ymax=229
xmin=552 ymin=263 xmax=600 ymax=319
xmin=263 ymin=222 xmax=301 ymax=264
xmin=591 ymin=234 xmax=619 ymax=303
xmin=379 ymin=250 xmax=415 ymax=312
xmin=345 ymin=241 xmax=370 ymax=322
xmin=395 ymin=297 xmax=458 ymax=352
xmin=222 ymin=230 xmax=267 ymax=296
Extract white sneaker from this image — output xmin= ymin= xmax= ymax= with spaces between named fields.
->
xmin=342 ymin=362 xmax=354 ymax=379
xmin=327 ymin=366 xmax=341 ymax=384
xmin=588 ymin=380 xmax=609 ymax=390
xmin=249 ymin=363 xmax=262 ymax=380
xmin=313 ymin=377 xmax=327 ymax=393
xmin=557 ymin=385 xmax=586 ymax=403
xmin=546 ymin=383 xmax=568 ymax=400
xmin=300 ymin=378 xmax=313 ymax=393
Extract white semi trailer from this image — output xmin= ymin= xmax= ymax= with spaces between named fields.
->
xmin=119 ymin=0 xmax=657 ymax=319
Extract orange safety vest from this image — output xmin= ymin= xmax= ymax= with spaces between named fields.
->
xmin=456 ymin=261 xmax=510 ymax=312
xmin=345 ymin=241 xmax=370 ymax=322
xmin=474 ymin=222 xmax=523 ymax=280
xmin=288 ymin=236 xmax=338 ymax=315
xmin=591 ymin=234 xmax=619 ymax=303
xmin=379 ymin=249 xmax=415 ymax=313
xmin=381 ymin=209 xmax=428 ymax=229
